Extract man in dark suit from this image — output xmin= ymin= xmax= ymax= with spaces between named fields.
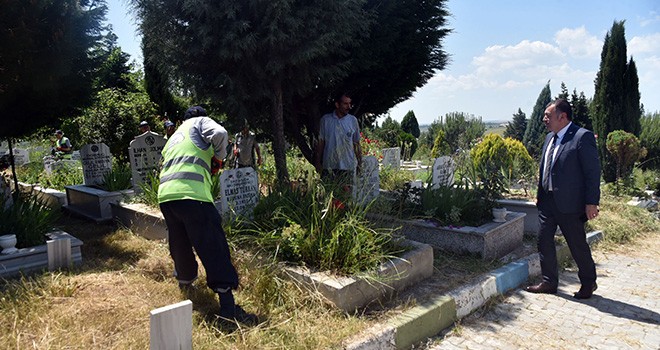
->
xmin=525 ymin=98 xmax=601 ymax=299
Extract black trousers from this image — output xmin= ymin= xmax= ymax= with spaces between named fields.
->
xmin=537 ymin=191 xmax=596 ymax=287
xmin=159 ymin=200 xmax=239 ymax=292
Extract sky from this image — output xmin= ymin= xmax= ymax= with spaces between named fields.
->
xmin=107 ymin=0 xmax=660 ymax=125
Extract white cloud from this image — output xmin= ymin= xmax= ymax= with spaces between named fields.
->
xmin=629 ymin=33 xmax=660 ymax=56
xmin=639 ymin=11 xmax=660 ymax=27
xmin=554 ymin=26 xmax=602 ymax=58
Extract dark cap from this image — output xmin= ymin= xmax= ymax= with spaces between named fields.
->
xmin=182 ymin=106 xmax=207 ymax=120
xmin=55 ymin=130 xmax=63 ymax=135
xmin=139 ymin=121 xmax=149 ymax=127
xmin=164 ymin=121 xmax=175 ymax=128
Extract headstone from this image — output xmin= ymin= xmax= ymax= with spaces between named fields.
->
xmin=12 ymin=148 xmax=30 ymax=166
xmin=219 ymin=167 xmax=259 ymax=219
xmin=150 ymin=300 xmax=193 ymax=350
xmin=432 ymin=156 xmax=456 ymax=188
xmin=382 ymin=147 xmax=401 ymax=170
xmin=80 ymin=143 xmax=113 ymax=187
xmin=353 ymin=156 xmax=379 ymax=205
xmin=47 ymin=238 xmax=72 ymax=270
xmin=0 ymin=141 xmax=7 ymax=155
xmin=71 ymin=150 xmax=81 ymax=161
xmin=129 ymin=132 xmax=166 ymax=191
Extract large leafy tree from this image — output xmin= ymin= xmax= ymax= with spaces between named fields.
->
xmin=592 ymin=20 xmax=642 ymax=182
xmin=134 ymin=0 xmax=451 ymax=185
xmin=401 ymin=110 xmax=421 ymax=138
xmin=503 ymin=108 xmax=527 ymax=141
xmin=0 ymin=0 xmax=106 ymax=193
xmin=523 ymin=82 xmax=552 ymax=159
xmin=0 ymin=0 xmax=106 ymax=138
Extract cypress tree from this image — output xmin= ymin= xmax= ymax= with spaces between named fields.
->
xmin=401 ymin=110 xmax=421 ymax=138
xmin=523 ymin=82 xmax=552 ymax=159
xmin=503 ymin=108 xmax=527 ymax=141
xmin=592 ymin=20 xmax=641 ymax=182
xmin=623 ymin=58 xmax=641 ymax=136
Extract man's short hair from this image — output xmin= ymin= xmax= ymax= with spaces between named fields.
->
xmin=551 ymin=98 xmax=573 ymax=121
xmin=333 ymin=92 xmax=351 ymax=104
xmin=182 ymin=106 xmax=208 ymax=120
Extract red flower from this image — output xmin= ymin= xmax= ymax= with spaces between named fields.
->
xmin=332 ymin=198 xmax=345 ymax=210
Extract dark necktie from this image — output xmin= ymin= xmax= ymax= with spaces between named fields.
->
xmin=542 ymin=134 xmax=558 ymax=192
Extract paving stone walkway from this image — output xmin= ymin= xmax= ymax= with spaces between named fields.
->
xmin=428 ymin=248 xmax=660 ymax=349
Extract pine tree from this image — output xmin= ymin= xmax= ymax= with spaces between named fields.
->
xmin=570 ymin=89 xmax=592 ymax=131
xmin=401 ymin=110 xmax=421 ymax=138
xmin=557 ymin=82 xmax=569 ymax=99
xmin=503 ymin=108 xmax=527 ymax=141
xmin=592 ymin=20 xmax=641 ymax=182
xmin=523 ymin=82 xmax=552 ymax=159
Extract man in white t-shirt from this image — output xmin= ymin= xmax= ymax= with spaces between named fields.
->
xmin=315 ymin=93 xmax=362 ymax=187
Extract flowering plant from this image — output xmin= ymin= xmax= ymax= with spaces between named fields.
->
xmin=360 ymin=132 xmax=383 ymax=159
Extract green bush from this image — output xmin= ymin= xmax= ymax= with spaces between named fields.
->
xmin=0 ymin=192 xmax=60 ymax=248
xmin=399 ymin=131 xmax=417 ymax=161
xmin=379 ymin=167 xmax=416 ymax=191
xmin=99 ymin=162 xmax=132 ymax=192
xmin=249 ymin=180 xmax=403 ymax=275
xmin=639 ymin=112 xmax=660 ymax=169
xmin=469 ymin=134 xmax=509 ymax=205
xmin=137 ymin=170 xmax=160 ymax=208
xmin=606 ymin=130 xmax=646 ymax=180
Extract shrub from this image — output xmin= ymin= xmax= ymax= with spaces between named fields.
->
xmin=137 ymin=170 xmax=160 ymax=208
xmin=606 ymin=130 xmax=646 ymax=180
xmin=379 ymin=167 xmax=416 ymax=191
xmin=639 ymin=112 xmax=660 ymax=170
xmin=0 ymin=192 xmax=60 ymax=248
xmin=399 ymin=131 xmax=417 ymax=161
xmin=249 ymin=180 xmax=403 ymax=275
xmin=99 ymin=162 xmax=132 ymax=192
xmin=430 ymin=129 xmax=451 ymax=158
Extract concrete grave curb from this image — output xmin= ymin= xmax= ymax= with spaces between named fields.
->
xmin=344 ymin=230 xmax=603 ymax=350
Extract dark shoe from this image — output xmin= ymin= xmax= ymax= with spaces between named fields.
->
xmin=573 ymin=283 xmax=597 ymax=299
xmin=525 ymin=282 xmax=558 ymax=294
xmin=219 ymin=304 xmax=258 ymax=325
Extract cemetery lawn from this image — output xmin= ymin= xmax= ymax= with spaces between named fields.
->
xmin=0 ymin=194 xmax=656 ymax=349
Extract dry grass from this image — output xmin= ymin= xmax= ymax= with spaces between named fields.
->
xmin=0 ymin=217 xmax=369 ymax=349
xmin=2 ymin=193 xmax=654 ymax=349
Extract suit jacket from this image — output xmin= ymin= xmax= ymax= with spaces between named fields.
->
xmin=537 ymin=123 xmax=600 ymax=214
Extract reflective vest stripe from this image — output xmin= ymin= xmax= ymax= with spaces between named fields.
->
xmin=162 ymin=155 xmax=211 ymax=173
xmin=160 ymin=172 xmax=204 ymax=184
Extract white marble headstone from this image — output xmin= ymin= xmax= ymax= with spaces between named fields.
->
xmin=150 ymin=300 xmax=192 ymax=350
xmin=353 ymin=156 xmax=379 ymax=205
xmin=129 ymin=132 xmax=166 ymax=191
xmin=71 ymin=150 xmax=81 ymax=161
xmin=80 ymin=143 xmax=113 ymax=186
xmin=12 ymin=148 xmax=30 ymax=166
xmin=432 ymin=156 xmax=456 ymax=188
xmin=219 ymin=167 xmax=259 ymax=219
xmin=381 ymin=147 xmax=400 ymax=170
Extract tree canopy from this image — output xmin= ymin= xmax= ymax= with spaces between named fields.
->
xmin=503 ymin=108 xmax=527 ymax=141
xmin=401 ymin=110 xmax=421 ymax=138
xmin=592 ymin=21 xmax=642 ymax=182
xmin=0 ymin=0 xmax=106 ymax=138
xmin=523 ymin=82 xmax=552 ymax=159
xmin=134 ymin=0 xmax=451 ymax=184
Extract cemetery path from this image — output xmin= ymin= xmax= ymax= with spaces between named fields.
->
xmin=425 ymin=234 xmax=660 ymax=349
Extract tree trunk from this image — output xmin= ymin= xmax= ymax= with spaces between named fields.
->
xmin=271 ymin=79 xmax=290 ymax=187
xmin=8 ymin=138 xmax=19 ymax=201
